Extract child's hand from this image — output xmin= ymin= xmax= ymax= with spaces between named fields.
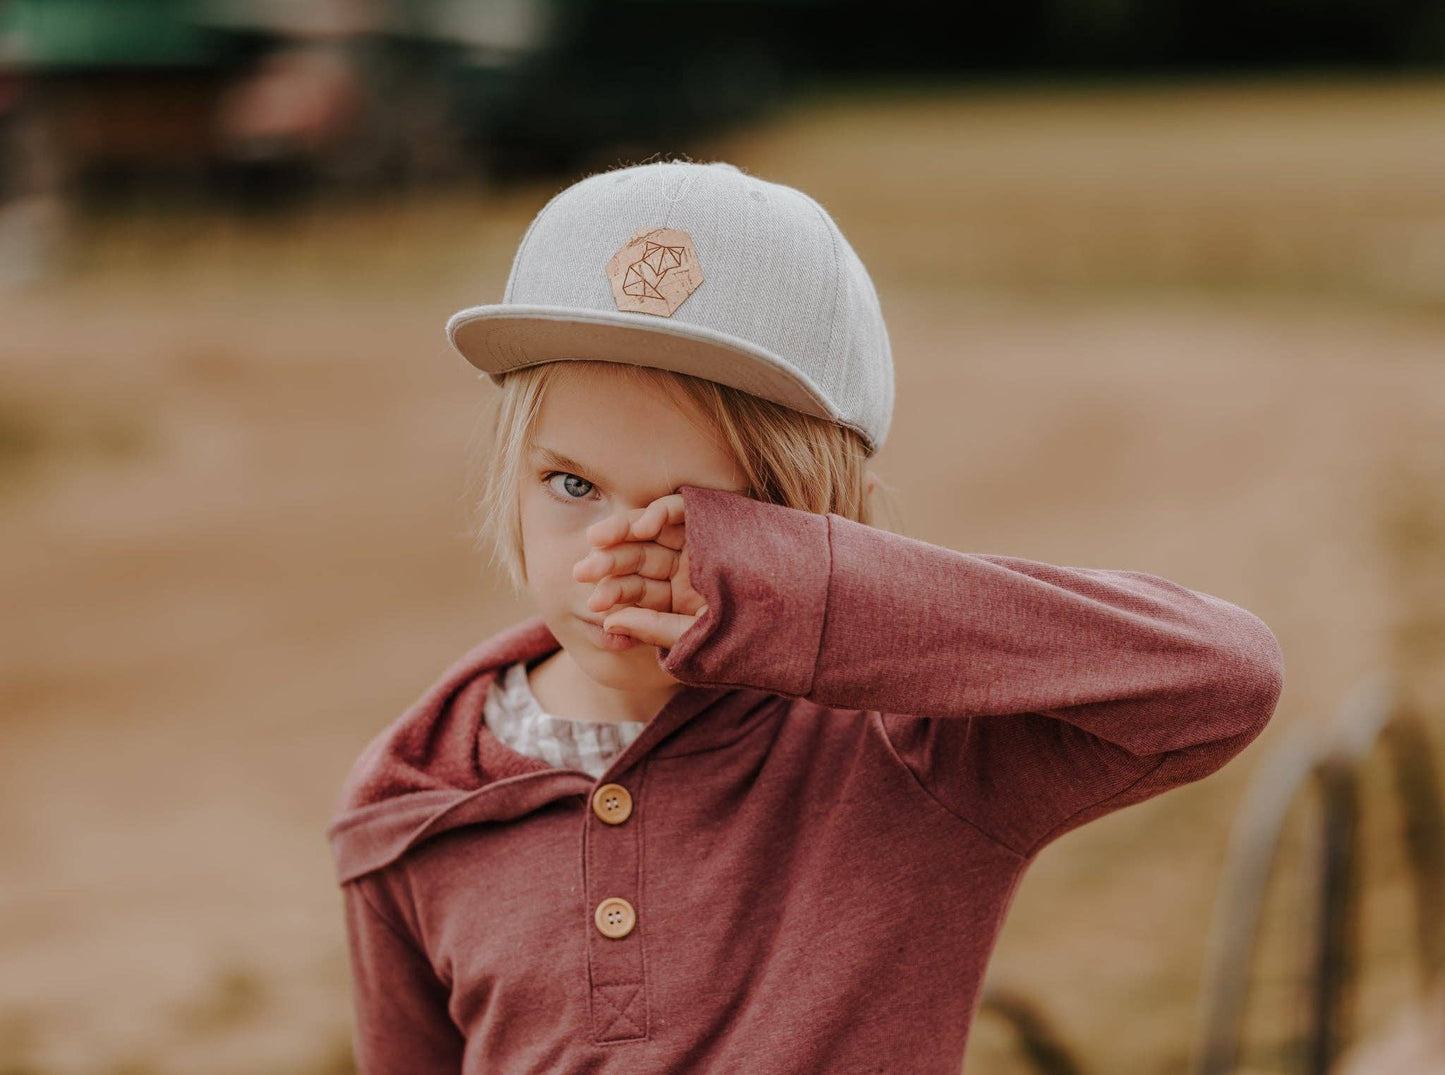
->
xmin=572 ymin=492 xmax=710 ymax=649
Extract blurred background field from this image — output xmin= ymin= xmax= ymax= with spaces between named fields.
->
xmin=2 ymin=3 xmax=1445 ymax=1074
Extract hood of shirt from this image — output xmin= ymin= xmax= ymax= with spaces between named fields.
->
xmin=324 ymin=613 xmax=736 ymax=885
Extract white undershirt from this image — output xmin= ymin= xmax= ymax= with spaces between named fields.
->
xmin=483 ymin=660 xmax=649 ymax=780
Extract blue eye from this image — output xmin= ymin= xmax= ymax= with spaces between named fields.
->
xmin=543 ymin=471 xmax=596 ymax=501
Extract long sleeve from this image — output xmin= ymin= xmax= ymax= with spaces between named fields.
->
xmin=341 ymin=873 xmax=467 ymax=1074
xmin=660 ymin=483 xmax=1285 ymax=858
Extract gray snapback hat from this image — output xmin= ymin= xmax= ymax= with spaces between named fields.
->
xmin=444 ymin=160 xmax=894 ymax=455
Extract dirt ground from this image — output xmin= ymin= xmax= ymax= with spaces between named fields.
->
xmin=2 ymin=74 xmax=1444 ymax=1074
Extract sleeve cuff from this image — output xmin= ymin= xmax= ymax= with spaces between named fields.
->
xmin=656 ymin=484 xmax=832 ymax=698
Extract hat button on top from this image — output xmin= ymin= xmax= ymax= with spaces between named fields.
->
xmin=591 ymin=782 xmax=633 ymax=824
xmin=594 ymin=896 xmax=636 ymax=939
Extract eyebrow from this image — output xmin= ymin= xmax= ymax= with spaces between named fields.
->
xmin=531 ymin=444 xmax=599 ymax=478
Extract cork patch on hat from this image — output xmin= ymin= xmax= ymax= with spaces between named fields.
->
xmin=605 ymin=226 xmax=704 ymax=317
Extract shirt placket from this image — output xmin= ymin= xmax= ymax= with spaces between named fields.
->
xmin=584 ymin=772 xmax=648 ymax=1044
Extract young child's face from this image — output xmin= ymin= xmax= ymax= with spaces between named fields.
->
xmin=519 ymin=363 xmax=747 ymax=693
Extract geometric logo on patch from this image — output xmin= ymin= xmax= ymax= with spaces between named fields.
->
xmin=605 ymin=226 xmax=705 ymax=317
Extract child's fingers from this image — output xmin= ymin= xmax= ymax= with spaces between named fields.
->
xmin=582 ymin=517 xmax=683 ymax=559
xmin=585 ymin=494 xmax=686 ymax=549
xmin=634 ymin=494 xmax=686 ymax=541
xmin=642 ymin=520 xmax=686 ymax=552
xmin=584 ymin=511 xmax=635 ymax=548
xmin=617 ymin=494 xmax=683 ymax=543
xmin=587 ymin=574 xmax=672 ymax=613
xmin=574 ymin=540 xmax=676 ymax=582
xmin=600 ymin=606 xmax=700 ymax=648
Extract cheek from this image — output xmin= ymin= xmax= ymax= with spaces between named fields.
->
xmin=519 ymin=499 xmax=592 ymax=585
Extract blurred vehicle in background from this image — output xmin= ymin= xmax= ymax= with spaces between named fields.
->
xmin=0 ymin=0 xmax=808 ymax=286
xmin=0 ymin=0 xmax=805 ymax=210
xmin=1 ymin=0 xmax=246 ymax=202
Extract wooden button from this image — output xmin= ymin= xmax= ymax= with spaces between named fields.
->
xmin=594 ymin=897 xmax=636 ymax=939
xmin=591 ymin=782 xmax=633 ymax=825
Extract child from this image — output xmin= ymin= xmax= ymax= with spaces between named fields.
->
xmin=326 ymin=160 xmax=1285 ymax=1073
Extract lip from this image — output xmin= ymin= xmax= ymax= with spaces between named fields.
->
xmin=578 ymin=615 xmax=639 ymax=651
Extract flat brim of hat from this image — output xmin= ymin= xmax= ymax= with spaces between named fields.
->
xmin=446 ymin=304 xmax=837 ymax=425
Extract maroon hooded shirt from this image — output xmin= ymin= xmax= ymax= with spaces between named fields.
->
xmin=326 ymin=484 xmax=1285 ymax=1074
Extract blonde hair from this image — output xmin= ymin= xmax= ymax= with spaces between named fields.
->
xmin=463 ymin=359 xmax=900 ymax=594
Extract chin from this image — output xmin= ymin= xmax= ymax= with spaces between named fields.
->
xmin=580 ymin=641 xmax=671 ymax=684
